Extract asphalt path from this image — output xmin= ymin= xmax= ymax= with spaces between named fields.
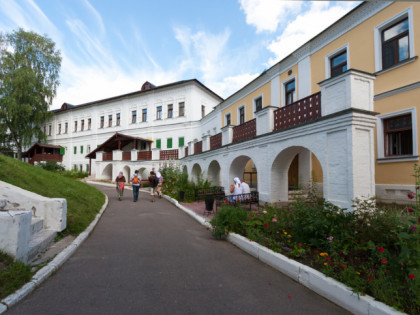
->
xmin=9 ymin=185 xmax=350 ymax=314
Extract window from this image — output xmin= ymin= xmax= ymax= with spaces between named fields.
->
xmin=285 ymin=80 xmax=295 ymax=106
xmin=239 ymin=107 xmax=245 ymax=125
xmin=116 ymin=113 xmax=120 ymax=126
xmin=179 ymin=102 xmax=185 ymax=117
xmin=382 ymin=18 xmax=409 ymax=70
xmin=202 ymin=105 xmax=205 ymax=118
xmin=65 ymin=122 xmax=68 ymax=133
xmin=254 ymin=96 xmax=262 ymax=112
xmin=43 ymin=125 xmax=46 ymax=135
xmin=86 ymin=164 xmax=89 ymax=172
xmin=58 ymin=124 xmax=61 ymax=135
xmin=88 ymin=119 xmax=91 ymax=130
xmin=330 ymin=51 xmax=347 ymax=77
xmin=80 ymin=145 xmax=84 ymax=154
xmin=48 ymin=125 xmax=52 ymax=136
xmin=374 ymin=9 xmax=414 ymax=72
xmin=142 ymin=109 xmax=147 ymax=122
xmin=140 ymin=142 xmax=146 ymax=150
xmin=87 ymin=145 xmax=91 ymax=153
xmin=132 ymin=110 xmax=137 ymax=123
xmin=178 ymin=137 xmax=184 ymax=147
xmin=73 ymin=146 xmax=77 ymax=155
xmin=74 ymin=121 xmax=77 ymax=132
xmin=100 ymin=116 xmax=104 ymax=128
xmin=108 ymin=115 xmax=112 ymax=127
xmin=167 ymin=138 xmax=172 ymax=149
xmin=168 ymin=104 xmax=173 ymax=118
xmin=156 ymin=139 xmax=161 ymax=149
xmin=384 ymin=114 xmax=412 ymax=156
xmin=157 ymin=106 xmax=162 ymax=120
xmin=225 ymin=113 xmax=231 ymax=126
xmin=81 ymin=120 xmax=84 ymax=131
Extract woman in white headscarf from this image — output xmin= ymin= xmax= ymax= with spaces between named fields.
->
xmin=156 ymin=171 xmax=163 ymax=199
xmin=229 ymin=177 xmax=243 ymax=202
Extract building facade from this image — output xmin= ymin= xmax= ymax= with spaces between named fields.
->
xmin=45 ymin=1 xmax=420 ymax=207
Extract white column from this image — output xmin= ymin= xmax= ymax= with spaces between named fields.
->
xmin=113 ymin=150 xmax=122 ymax=161
xmin=255 ymin=106 xmax=276 ymax=136
xmin=131 ymin=149 xmax=138 ymax=161
xmin=202 ymin=135 xmax=210 ymax=151
xmin=221 ymin=125 xmax=234 ymax=146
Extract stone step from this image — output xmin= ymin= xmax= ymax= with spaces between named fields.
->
xmin=31 ymin=218 xmax=44 ymax=236
xmin=27 ymin=230 xmax=57 ymax=263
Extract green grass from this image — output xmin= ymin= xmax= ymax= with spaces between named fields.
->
xmin=0 ymin=154 xmax=105 ymax=236
xmin=0 ymin=154 xmax=106 ymax=299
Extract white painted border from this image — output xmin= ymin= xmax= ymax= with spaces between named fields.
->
xmin=374 ymin=7 xmax=414 ymax=72
xmin=324 ymin=43 xmax=350 ymax=79
xmin=376 ymin=107 xmax=417 ymax=160
xmin=252 ymin=94 xmax=263 ymax=118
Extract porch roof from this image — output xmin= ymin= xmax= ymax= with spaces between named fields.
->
xmin=86 ymin=132 xmax=152 ymax=159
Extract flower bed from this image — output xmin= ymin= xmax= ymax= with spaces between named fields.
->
xmin=210 ymin=185 xmax=419 ymax=314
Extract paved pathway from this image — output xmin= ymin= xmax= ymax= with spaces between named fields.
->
xmin=9 ymin=185 xmax=349 ymax=314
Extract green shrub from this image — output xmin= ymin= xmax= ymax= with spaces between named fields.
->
xmin=210 ymin=204 xmax=249 ymax=239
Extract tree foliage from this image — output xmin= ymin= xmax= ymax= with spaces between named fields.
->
xmin=0 ymin=28 xmax=61 ymax=159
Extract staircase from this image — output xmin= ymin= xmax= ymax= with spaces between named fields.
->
xmin=27 ymin=217 xmax=57 ymax=263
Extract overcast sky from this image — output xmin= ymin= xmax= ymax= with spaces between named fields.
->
xmin=0 ymin=0 xmax=361 ymax=109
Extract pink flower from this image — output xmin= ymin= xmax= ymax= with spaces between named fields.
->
xmin=264 ymin=223 xmax=269 ymax=227
xmin=326 ymin=257 xmax=331 ymax=261
xmin=272 ymin=218 xmax=277 ymax=222
xmin=327 ymin=236 xmax=333 ymax=243
xmin=382 ymin=259 xmax=387 ymax=264
xmin=412 ymin=226 xmax=417 ymax=230
xmin=408 ymin=192 xmax=415 ymax=199
xmin=298 ymin=243 xmax=302 ymax=247
xmin=377 ymin=247 xmax=385 ymax=252
xmin=409 ymin=274 xmax=416 ymax=280
xmin=263 ymin=210 xmax=267 ymax=214
xmin=408 ymin=208 xmax=414 ymax=213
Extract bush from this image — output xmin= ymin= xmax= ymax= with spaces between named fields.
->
xmin=37 ymin=161 xmax=65 ymax=172
xmin=210 ymin=204 xmax=249 ymax=239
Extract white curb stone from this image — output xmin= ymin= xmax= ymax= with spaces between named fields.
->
xmin=227 ymin=233 xmax=261 ymax=258
xmin=1 ymin=281 xmax=37 ymax=309
xmin=0 ymin=303 xmax=7 ymax=313
xmin=258 ymin=246 xmax=300 ymax=282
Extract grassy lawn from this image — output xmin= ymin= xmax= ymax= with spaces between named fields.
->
xmin=0 ymin=154 xmax=105 ymax=299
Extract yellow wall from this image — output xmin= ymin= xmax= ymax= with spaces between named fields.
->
xmin=311 ymin=2 xmax=420 ymax=96
xmin=221 ymin=82 xmax=271 ymax=126
xmin=279 ymin=64 xmax=299 ymax=103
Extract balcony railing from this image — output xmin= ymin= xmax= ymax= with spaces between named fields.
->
xmin=274 ymin=92 xmax=321 ymax=131
xmin=160 ymin=149 xmax=178 ymax=160
xmin=210 ymin=133 xmax=222 ymax=150
xmin=122 ymin=152 xmax=131 ymax=161
xmin=194 ymin=141 xmax=203 ymax=155
xmin=137 ymin=151 xmax=152 ymax=160
xmin=103 ymin=152 xmax=113 ymax=161
xmin=233 ymin=118 xmax=256 ymax=143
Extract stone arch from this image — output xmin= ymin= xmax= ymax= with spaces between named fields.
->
xmin=207 ymin=160 xmax=221 ymax=186
xmin=191 ymin=163 xmax=202 ymax=183
xmin=182 ymin=165 xmax=188 ymax=174
xmin=270 ymin=146 xmax=323 ymax=203
xmin=122 ymin=165 xmax=130 ymax=180
xmin=138 ymin=167 xmax=148 ymax=180
xmin=229 ymin=155 xmax=258 ymax=190
xmin=102 ymin=163 xmax=113 ymax=180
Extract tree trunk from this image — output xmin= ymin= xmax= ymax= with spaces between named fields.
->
xmin=17 ymin=145 xmax=22 ymax=160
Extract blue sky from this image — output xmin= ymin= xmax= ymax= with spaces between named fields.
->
xmin=0 ymin=0 xmax=361 ymax=109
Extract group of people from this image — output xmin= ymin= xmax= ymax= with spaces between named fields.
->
xmin=115 ymin=170 xmax=163 ymax=202
xmin=229 ymin=177 xmax=250 ymax=202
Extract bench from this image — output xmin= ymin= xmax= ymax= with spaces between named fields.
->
xmin=217 ymin=191 xmax=260 ymax=211
xmin=194 ymin=186 xmax=225 ymax=201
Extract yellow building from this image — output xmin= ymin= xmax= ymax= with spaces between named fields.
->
xmin=218 ymin=1 xmax=420 ymax=203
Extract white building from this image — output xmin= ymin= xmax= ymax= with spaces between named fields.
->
xmin=45 ymin=80 xmax=223 ymax=178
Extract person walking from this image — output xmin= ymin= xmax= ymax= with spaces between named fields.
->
xmin=148 ymin=171 xmax=158 ymax=202
xmin=131 ymin=170 xmax=142 ymax=202
xmin=115 ymin=172 xmax=126 ymax=201
xmin=156 ymin=171 xmax=164 ymax=199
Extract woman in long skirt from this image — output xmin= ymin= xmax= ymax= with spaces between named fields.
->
xmin=115 ymin=172 xmax=126 ymax=201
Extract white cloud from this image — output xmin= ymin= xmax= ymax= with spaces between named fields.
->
xmin=209 ymin=73 xmax=259 ymax=100
xmin=266 ymin=1 xmax=360 ymax=65
xmin=81 ymin=0 xmax=105 ymax=36
xmin=239 ymin=0 xmax=303 ymax=33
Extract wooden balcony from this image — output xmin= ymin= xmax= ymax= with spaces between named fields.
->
xmin=233 ymin=119 xmax=256 ymax=143
xmin=274 ymin=92 xmax=321 ymax=131
xmin=194 ymin=141 xmax=203 ymax=155
xmin=137 ymin=151 xmax=152 ymax=160
xmin=122 ymin=152 xmax=131 ymax=161
xmin=102 ymin=152 xmax=113 ymax=161
xmin=210 ymin=133 xmax=222 ymax=150
xmin=160 ymin=149 xmax=178 ymax=160
xmin=29 ymin=154 xmax=63 ymax=165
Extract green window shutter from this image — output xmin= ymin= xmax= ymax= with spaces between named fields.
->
xmin=178 ymin=137 xmax=184 ymax=147
xmin=80 ymin=146 xmax=83 ymax=154
xmin=167 ymin=138 xmax=172 ymax=149
xmin=74 ymin=146 xmax=77 ymax=154
xmin=60 ymin=147 xmax=65 ymax=155
xmin=156 ymin=139 xmax=161 ymax=149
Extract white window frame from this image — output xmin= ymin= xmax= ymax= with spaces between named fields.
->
xmin=253 ymin=94 xmax=263 ymax=117
xmin=377 ymin=107 xmax=418 ymax=162
xmin=325 ymin=44 xmax=349 ymax=79
xmin=374 ymin=7 xmax=414 ymax=72
xmin=237 ymin=105 xmax=245 ymax=125
xmin=281 ymin=76 xmax=297 ymax=107
xmin=225 ymin=112 xmax=231 ymax=126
